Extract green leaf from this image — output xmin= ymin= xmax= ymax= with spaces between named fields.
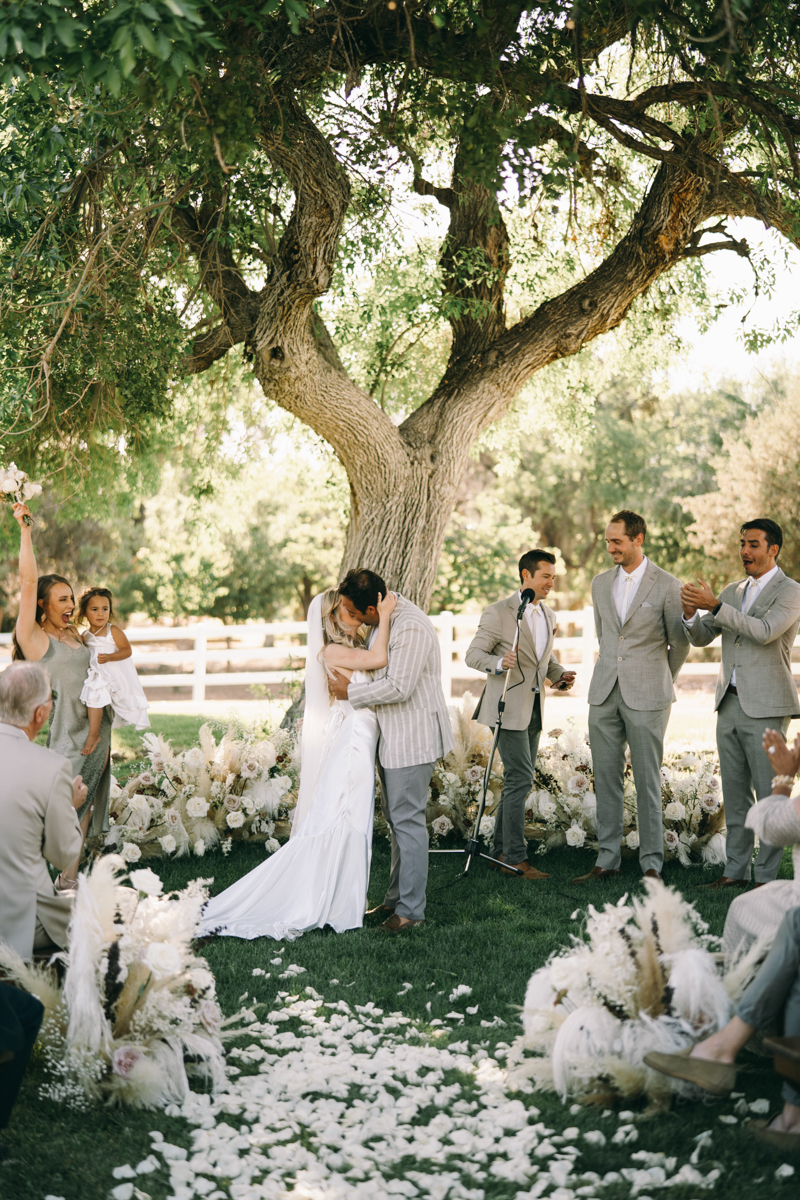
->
xmin=106 ymin=64 xmax=122 ymax=96
xmin=135 ymin=22 xmax=158 ymax=54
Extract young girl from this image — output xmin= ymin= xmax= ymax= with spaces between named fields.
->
xmin=78 ymin=587 xmax=150 ymax=755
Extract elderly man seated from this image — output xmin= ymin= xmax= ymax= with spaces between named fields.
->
xmin=0 ymin=661 xmax=86 ymax=960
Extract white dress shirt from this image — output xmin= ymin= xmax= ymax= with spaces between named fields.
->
xmin=683 ymin=564 xmax=779 ymax=686
xmin=613 ymin=556 xmax=648 ymax=623
xmin=496 ymin=593 xmax=549 ymax=687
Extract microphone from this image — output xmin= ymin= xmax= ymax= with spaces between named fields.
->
xmin=517 ymin=588 xmax=535 ymax=619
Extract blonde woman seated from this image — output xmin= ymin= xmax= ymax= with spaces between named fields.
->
xmin=721 ymin=728 xmax=800 ymax=963
xmin=199 ymin=588 xmax=396 ymax=941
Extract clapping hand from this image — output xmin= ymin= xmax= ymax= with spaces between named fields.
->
xmin=763 ymin=728 xmax=800 ymax=779
xmin=681 ymin=578 xmax=719 ymax=613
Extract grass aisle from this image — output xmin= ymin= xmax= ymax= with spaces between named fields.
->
xmin=5 ymin=837 xmax=796 ymax=1200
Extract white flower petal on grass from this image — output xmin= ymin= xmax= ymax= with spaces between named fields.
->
xmin=749 ymin=1098 xmax=770 ymax=1114
xmin=583 ymin=1130 xmax=607 ymax=1146
xmin=718 ymin=1114 xmax=738 ymax=1124
xmin=112 ymin=1166 xmax=137 ymax=1180
xmin=449 ymin=984 xmax=472 ymax=1002
xmin=776 ymin=1164 xmax=796 ymax=1179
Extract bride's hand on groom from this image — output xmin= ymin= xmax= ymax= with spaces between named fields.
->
xmin=329 ymin=669 xmax=350 ymax=700
xmin=377 ymin=591 xmax=397 ymax=620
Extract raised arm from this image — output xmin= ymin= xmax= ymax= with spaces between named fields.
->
xmin=322 ymin=592 xmax=397 ymax=672
xmin=714 ymin=584 xmax=800 ymax=646
xmin=683 ymin=611 xmax=721 ymax=648
xmin=12 ymin=503 xmax=49 ymax=661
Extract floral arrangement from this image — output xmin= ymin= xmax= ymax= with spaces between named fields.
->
xmin=0 ymin=856 xmax=233 ymax=1109
xmin=105 ymin=719 xmax=299 ymax=861
xmin=423 ymin=695 xmax=726 ymax=867
xmin=0 ymin=461 xmax=42 ymax=525
xmin=508 ymin=878 xmax=754 ymax=1109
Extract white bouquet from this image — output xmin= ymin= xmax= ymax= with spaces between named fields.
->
xmin=0 ymin=462 xmax=42 ymax=526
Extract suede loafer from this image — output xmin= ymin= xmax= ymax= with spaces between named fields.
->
xmin=643 ymin=1047 xmax=736 ymax=1096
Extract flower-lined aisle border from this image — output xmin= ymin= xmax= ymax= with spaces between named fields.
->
xmin=105 ymin=719 xmax=299 ymax=862
xmin=0 ymin=857 xmax=238 ymax=1109
xmin=105 ymin=975 xmax=781 ymax=1200
xmin=426 ymin=696 xmax=727 ymax=867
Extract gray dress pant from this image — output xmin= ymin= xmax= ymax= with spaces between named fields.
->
xmin=589 ymin=682 xmax=670 ymax=874
xmin=493 ymin=693 xmax=542 ymax=864
xmin=716 ymin=691 xmax=790 ymax=882
xmin=378 ymin=759 xmax=436 ymax=922
xmin=737 ymin=906 xmax=800 ymax=1107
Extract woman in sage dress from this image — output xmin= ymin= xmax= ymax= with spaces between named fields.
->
xmin=11 ymin=502 xmax=112 ymax=887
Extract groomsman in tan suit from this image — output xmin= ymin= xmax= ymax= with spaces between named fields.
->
xmin=0 ymin=662 xmax=85 ymax=959
xmin=466 ymin=550 xmax=576 ymax=880
xmin=575 ymin=511 xmax=689 ymax=883
xmin=681 ymin=518 xmax=800 ymax=888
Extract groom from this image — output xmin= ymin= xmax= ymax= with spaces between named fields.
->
xmin=329 ymin=568 xmax=454 ymax=931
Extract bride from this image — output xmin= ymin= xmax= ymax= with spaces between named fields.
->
xmin=198 ymin=587 xmax=396 ymax=940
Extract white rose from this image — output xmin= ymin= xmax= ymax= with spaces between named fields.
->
xmin=538 ymin=795 xmax=557 ymax=820
xmin=193 ymin=838 xmax=205 ymax=857
xmin=678 ymin=753 xmax=699 ymax=768
xmin=183 ymin=747 xmax=206 ymax=771
xmin=478 ymin=814 xmax=495 ymax=839
xmin=663 ymin=829 xmax=679 ymax=850
xmin=197 ymin=998 xmax=222 ymax=1035
xmin=142 ymin=941 xmax=182 ymax=979
xmin=660 ymin=766 xmax=673 ymax=781
xmin=625 ymin=830 xmax=640 ymax=850
xmin=129 ymin=868 xmax=163 ymax=896
xmin=567 ymin=774 xmax=589 ymax=794
xmin=581 ymin=790 xmax=597 ymax=814
xmin=164 ymin=809 xmax=181 ymax=828
xmin=226 ymin=810 xmax=245 ymax=828
xmin=465 ymin=765 xmax=483 ymax=784
xmin=565 ymin=823 xmax=586 ymax=847
xmin=110 ymin=776 xmax=122 ymax=799
xmin=121 ymin=842 xmax=142 ymax=863
xmin=664 ymin=801 xmax=687 ymax=821
xmin=707 ymin=776 xmax=720 ymax=790
xmin=254 ymin=741 xmax=277 ymax=769
xmin=129 ymin=794 xmax=151 ymax=814
xmin=137 ymin=772 xmax=156 ymax=787
xmin=432 ymin=814 xmax=454 ymax=837
xmin=265 ymin=837 xmax=280 ymax=853
xmin=223 ymin=793 xmax=242 ymax=812
xmin=159 ymin=834 xmax=177 ymax=854
xmin=239 ymin=759 xmax=260 ymax=779
xmin=701 ymin=794 xmax=720 ymax=813
xmin=186 ymin=796 xmax=209 ymax=819
xmin=0 ymin=476 xmax=18 ymax=494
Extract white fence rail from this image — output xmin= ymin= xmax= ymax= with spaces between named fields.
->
xmin=0 ymin=608 xmax=785 ymax=702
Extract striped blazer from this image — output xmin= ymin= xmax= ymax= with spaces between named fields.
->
xmin=348 ymin=595 xmax=455 ymax=770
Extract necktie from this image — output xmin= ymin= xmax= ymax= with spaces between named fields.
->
xmin=620 ymin=574 xmax=635 ymax=622
xmin=742 ymin=581 xmax=754 ymax=613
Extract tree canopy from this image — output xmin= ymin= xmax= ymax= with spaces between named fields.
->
xmin=3 ymin=1 xmax=800 ymax=603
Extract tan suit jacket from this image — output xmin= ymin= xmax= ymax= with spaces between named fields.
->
xmin=465 ymin=593 xmax=566 ymax=731
xmin=0 ymin=723 xmax=83 ymax=959
xmin=588 ymin=560 xmax=689 ymax=710
xmin=685 ymin=569 xmax=800 ymax=717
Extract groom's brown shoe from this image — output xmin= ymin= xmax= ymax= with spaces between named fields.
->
xmin=571 ymin=866 xmax=621 ymax=883
xmin=382 ymin=913 xmax=424 ymax=932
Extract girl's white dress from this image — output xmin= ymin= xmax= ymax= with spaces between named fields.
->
xmin=80 ymin=626 xmax=150 ymax=730
xmin=198 ymin=671 xmax=378 ymax=941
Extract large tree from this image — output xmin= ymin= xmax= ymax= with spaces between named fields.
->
xmin=3 ymin=1 xmax=800 ymax=605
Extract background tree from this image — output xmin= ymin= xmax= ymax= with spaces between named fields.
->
xmin=3 ymin=1 xmax=800 ymax=606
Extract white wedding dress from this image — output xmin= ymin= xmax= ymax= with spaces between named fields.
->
xmin=198 ymin=596 xmax=378 ymax=941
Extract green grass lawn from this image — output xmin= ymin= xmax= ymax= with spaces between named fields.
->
xmin=2 ymin=839 xmax=796 ymax=1200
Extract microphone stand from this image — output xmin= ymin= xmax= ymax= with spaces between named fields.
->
xmin=431 ymin=597 xmax=532 ymax=880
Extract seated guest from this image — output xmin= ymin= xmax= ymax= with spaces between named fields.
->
xmin=0 ymin=662 xmax=86 ymax=960
xmin=645 ymin=904 xmax=800 ymax=1150
xmin=0 ymin=982 xmax=44 ymax=1158
xmin=722 ymin=727 xmax=800 ymax=962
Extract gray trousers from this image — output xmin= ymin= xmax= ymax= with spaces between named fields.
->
xmin=589 ymin=682 xmax=670 ymax=874
xmin=716 ymin=692 xmax=790 ymax=882
xmin=378 ymin=760 xmax=436 ymax=922
xmin=494 ymin=694 xmax=542 ymax=864
xmin=737 ymin=906 xmax=800 ymax=1107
